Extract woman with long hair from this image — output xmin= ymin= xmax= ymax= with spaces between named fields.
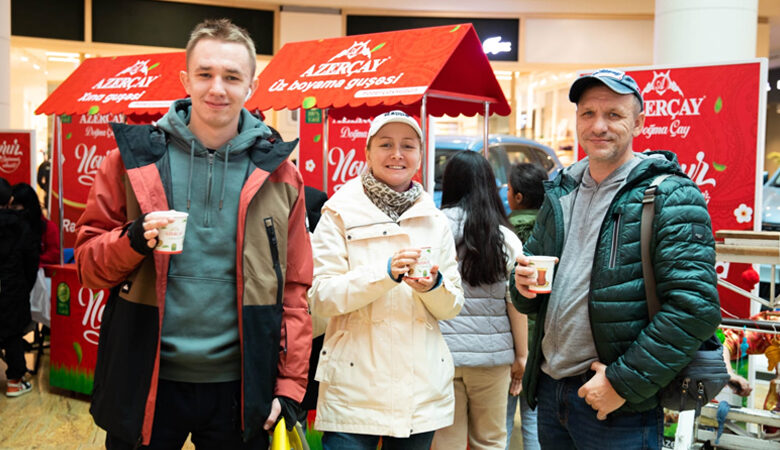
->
xmin=431 ymin=151 xmax=527 ymax=450
xmin=309 ymin=111 xmax=464 ymax=450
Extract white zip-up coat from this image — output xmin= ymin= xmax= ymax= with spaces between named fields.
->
xmin=309 ymin=177 xmax=464 ymax=437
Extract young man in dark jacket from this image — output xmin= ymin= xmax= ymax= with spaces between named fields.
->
xmin=75 ymin=19 xmax=312 ymax=449
xmin=0 ymin=178 xmax=38 ymax=397
xmin=511 ymin=69 xmax=720 ymax=449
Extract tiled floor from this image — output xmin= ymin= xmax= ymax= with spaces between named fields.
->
xmin=0 ymin=333 xmax=196 ymax=450
xmin=0 ymin=340 xmax=521 ymax=450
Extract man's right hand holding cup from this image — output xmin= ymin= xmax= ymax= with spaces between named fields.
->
xmin=514 ymin=255 xmax=559 ymax=298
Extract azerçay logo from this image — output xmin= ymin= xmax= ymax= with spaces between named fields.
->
xmin=640 ymin=71 xmax=704 ymax=139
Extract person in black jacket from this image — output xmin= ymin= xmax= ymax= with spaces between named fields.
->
xmin=0 ymin=178 xmax=39 ymax=397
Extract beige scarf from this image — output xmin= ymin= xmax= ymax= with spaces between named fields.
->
xmin=361 ymin=170 xmax=422 ymax=221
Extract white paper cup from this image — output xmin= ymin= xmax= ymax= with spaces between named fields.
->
xmin=407 ymin=246 xmax=435 ymax=280
xmin=528 ymin=255 xmax=556 ymax=293
xmin=147 ymin=210 xmax=189 ymax=254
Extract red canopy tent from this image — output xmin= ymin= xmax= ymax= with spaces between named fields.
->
xmin=244 ymin=23 xmax=510 ymax=192
xmin=36 ymin=52 xmax=187 ymax=117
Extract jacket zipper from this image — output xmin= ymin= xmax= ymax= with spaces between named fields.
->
xmin=609 ymin=214 xmax=621 ymax=268
xmin=264 ymin=217 xmax=284 ymax=307
xmin=205 ymin=150 xmax=215 ymax=226
xmin=264 ymin=217 xmax=286 ymax=352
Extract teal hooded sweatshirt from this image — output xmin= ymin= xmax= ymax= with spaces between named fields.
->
xmin=155 ymin=99 xmax=272 ymax=382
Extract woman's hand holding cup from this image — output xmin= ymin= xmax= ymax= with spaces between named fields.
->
xmin=390 ymin=248 xmax=421 ymax=280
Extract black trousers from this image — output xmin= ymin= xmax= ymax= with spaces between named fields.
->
xmin=105 ymin=379 xmax=270 ymax=450
xmin=1 ymin=334 xmax=28 ymax=380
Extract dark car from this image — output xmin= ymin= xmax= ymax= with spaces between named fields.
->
xmin=433 ymin=134 xmax=563 ymax=213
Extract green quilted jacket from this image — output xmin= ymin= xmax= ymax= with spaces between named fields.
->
xmin=510 ymin=150 xmax=720 ymax=413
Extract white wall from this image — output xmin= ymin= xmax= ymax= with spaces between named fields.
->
xmin=524 ymin=18 xmax=654 ymax=66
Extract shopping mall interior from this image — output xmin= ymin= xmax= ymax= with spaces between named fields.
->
xmin=3 ymin=1 xmax=780 ymax=449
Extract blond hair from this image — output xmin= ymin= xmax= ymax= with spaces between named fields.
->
xmin=186 ymin=18 xmax=256 ymax=76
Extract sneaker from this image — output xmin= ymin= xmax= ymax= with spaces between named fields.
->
xmin=6 ymin=378 xmax=32 ymax=397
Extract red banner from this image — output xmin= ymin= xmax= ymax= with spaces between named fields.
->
xmin=51 ymin=113 xmax=122 ymax=247
xmin=298 ymin=108 xmax=371 ymax=196
xmin=577 ymin=61 xmax=765 ymax=318
xmin=0 ymin=130 xmax=35 ymax=186
xmin=49 ymin=264 xmax=107 ymax=395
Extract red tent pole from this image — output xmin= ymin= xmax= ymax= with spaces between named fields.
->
xmin=56 ymin=115 xmax=64 ymax=265
xmin=322 ymin=108 xmax=329 ymax=193
xmin=421 ymin=94 xmax=430 ymax=194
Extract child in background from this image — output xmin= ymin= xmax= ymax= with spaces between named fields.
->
xmin=505 ymin=163 xmax=547 ymax=450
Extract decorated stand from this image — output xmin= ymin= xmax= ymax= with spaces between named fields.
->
xmin=244 ymin=23 xmax=511 ymax=195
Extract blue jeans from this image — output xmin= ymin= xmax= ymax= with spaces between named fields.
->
xmin=322 ymin=431 xmax=435 ymax=450
xmin=536 ymin=372 xmax=662 ymax=450
xmin=507 ymin=394 xmax=541 ymax=450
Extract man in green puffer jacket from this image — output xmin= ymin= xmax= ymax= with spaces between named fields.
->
xmin=510 ymin=68 xmax=720 ymax=449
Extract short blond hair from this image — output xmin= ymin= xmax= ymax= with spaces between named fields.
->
xmin=186 ymin=18 xmax=256 ymax=76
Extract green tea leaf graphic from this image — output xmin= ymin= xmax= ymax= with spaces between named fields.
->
xmin=88 ymin=105 xmax=100 ymax=115
xmin=712 ymin=162 xmax=727 ymax=172
xmin=73 ymin=342 xmax=83 ymax=364
xmin=302 ymin=96 xmax=317 ymax=109
xmin=450 ymin=25 xmax=461 ymax=32
xmin=371 ymin=43 xmax=386 ymax=53
xmin=148 ymin=62 xmax=159 ymax=71
xmin=714 ymin=97 xmax=723 ymax=113
xmin=314 ymin=134 xmax=322 ymax=143
xmin=65 ymin=132 xmax=72 ymax=140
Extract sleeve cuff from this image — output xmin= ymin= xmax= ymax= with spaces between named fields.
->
xmin=387 ymin=257 xmax=403 ymax=282
xmin=426 ymin=272 xmax=443 ymax=291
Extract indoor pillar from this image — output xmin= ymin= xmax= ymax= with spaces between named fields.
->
xmin=654 ymin=0 xmax=758 ymax=64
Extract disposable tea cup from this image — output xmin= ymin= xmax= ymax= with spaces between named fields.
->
xmin=146 ymin=210 xmax=189 ymax=254
xmin=407 ymin=246 xmax=435 ymax=280
xmin=527 ymin=255 xmax=556 ymax=293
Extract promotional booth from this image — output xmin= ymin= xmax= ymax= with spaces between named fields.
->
xmin=34 ymin=52 xmax=186 ymax=394
xmin=245 ymin=23 xmax=511 ymax=195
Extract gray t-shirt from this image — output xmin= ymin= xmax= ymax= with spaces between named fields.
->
xmin=541 ymin=156 xmax=641 ymax=379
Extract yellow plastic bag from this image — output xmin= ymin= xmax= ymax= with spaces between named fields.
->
xmin=271 ymin=417 xmax=308 ymax=450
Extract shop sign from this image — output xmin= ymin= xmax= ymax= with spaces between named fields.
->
xmin=51 ymin=113 xmax=122 ymax=247
xmin=0 ymin=130 xmax=35 ymax=186
xmin=576 ymin=61 xmax=765 ymax=318
xmin=49 ymin=265 xmax=107 ymax=395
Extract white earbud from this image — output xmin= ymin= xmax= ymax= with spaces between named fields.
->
xmin=245 ymin=89 xmax=252 ymax=102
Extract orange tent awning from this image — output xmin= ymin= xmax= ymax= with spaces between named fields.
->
xmin=245 ymin=24 xmax=510 ymax=118
xmin=35 ymin=52 xmax=187 ymax=116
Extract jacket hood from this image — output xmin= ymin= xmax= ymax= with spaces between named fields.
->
xmin=156 ymin=98 xmax=271 ymax=157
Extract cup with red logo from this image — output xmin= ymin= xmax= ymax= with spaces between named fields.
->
xmin=407 ymin=246 xmax=435 ymax=281
xmin=146 ymin=210 xmax=189 ymax=254
xmin=527 ymin=255 xmax=556 ymax=293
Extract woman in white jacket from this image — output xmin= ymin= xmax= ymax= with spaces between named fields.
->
xmin=431 ymin=151 xmax=527 ymax=450
xmin=308 ymin=111 xmax=464 ymax=450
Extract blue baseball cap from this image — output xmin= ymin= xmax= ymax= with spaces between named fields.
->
xmin=569 ymin=68 xmax=644 ymax=111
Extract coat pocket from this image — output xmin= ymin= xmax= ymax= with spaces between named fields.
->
xmin=314 ymin=329 xmax=349 ymax=384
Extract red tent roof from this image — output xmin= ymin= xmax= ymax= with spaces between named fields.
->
xmin=35 ymin=52 xmax=187 ymax=116
xmin=245 ymin=24 xmax=510 ymax=118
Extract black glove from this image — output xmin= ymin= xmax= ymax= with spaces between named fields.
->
xmin=124 ymin=213 xmax=154 ymax=256
xmin=277 ymin=396 xmax=301 ymax=431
